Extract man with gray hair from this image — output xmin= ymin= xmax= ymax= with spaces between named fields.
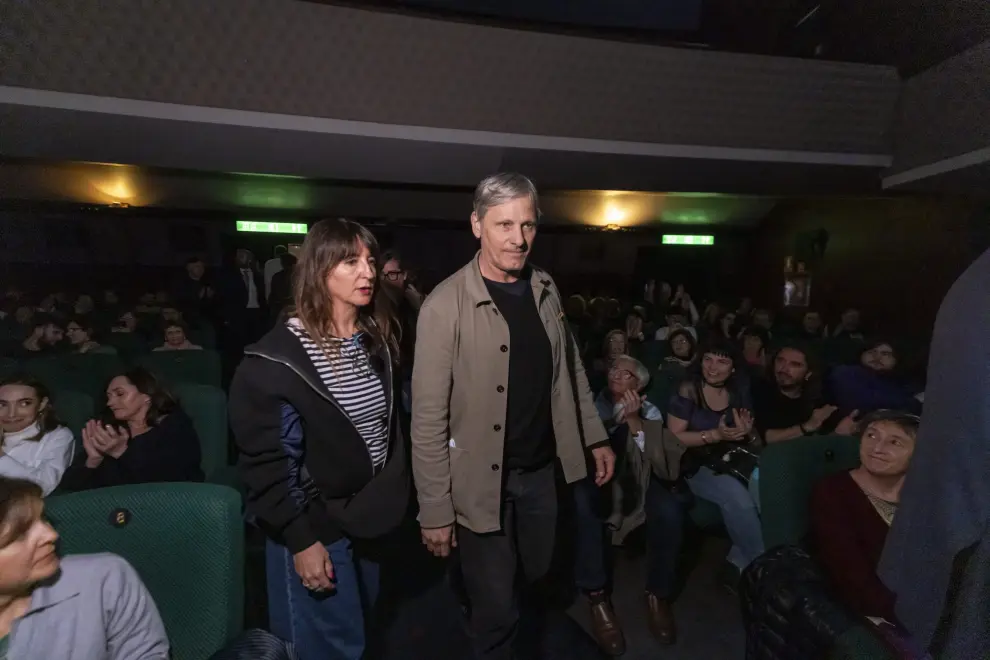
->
xmin=411 ymin=172 xmax=614 ymax=658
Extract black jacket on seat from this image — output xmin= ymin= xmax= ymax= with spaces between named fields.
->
xmin=229 ymin=324 xmax=409 ymax=553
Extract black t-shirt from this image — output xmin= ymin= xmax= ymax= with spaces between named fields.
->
xmin=753 ymin=378 xmax=817 ymax=436
xmin=484 ymin=274 xmax=555 ymax=470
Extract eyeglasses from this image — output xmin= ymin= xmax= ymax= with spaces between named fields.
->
xmin=608 ymin=367 xmax=635 ymax=380
xmin=382 ymin=271 xmax=404 ymax=281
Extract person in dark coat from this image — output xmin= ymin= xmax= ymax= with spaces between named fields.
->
xmin=879 ymin=247 xmax=990 ymax=659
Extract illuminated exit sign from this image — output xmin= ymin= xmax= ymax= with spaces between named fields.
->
xmin=663 ymin=234 xmax=714 ymax=246
xmin=236 ymin=221 xmax=309 ymax=234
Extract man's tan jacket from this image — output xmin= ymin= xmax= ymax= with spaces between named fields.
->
xmin=411 ymin=254 xmax=607 ymax=533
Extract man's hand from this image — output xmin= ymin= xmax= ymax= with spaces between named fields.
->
xmin=835 ymin=410 xmax=860 ymax=436
xmin=293 ymin=542 xmax=335 ymax=592
xmin=591 ymin=445 xmax=616 ymax=486
xmin=421 ymin=525 xmax=456 ymax=558
xmin=804 ymin=404 xmax=838 ymax=433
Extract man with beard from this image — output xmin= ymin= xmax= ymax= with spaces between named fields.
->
xmin=753 ymin=343 xmax=856 ymax=443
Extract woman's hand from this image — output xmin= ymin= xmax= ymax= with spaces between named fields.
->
xmin=718 ymin=409 xmax=754 ymax=442
xmin=294 ymin=542 xmax=335 ymax=591
xmin=83 ymin=420 xmax=129 ymax=458
xmin=81 ymin=421 xmax=105 ymax=466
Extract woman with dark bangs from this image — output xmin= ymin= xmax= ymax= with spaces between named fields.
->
xmin=230 ymin=218 xmax=409 ymax=660
xmin=0 ymin=476 xmax=169 ymax=658
xmin=666 ymin=338 xmax=764 ymax=586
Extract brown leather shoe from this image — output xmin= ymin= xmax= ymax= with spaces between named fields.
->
xmin=588 ymin=597 xmax=626 ymax=656
xmin=645 ymin=592 xmax=677 ymax=645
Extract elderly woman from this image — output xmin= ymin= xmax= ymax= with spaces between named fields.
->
xmin=572 ymin=354 xmax=688 ymax=654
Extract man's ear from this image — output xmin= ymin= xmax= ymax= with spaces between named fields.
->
xmin=470 ymin=212 xmax=482 ymax=240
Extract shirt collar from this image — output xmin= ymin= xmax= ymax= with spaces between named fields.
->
xmin=464 ymin=252 xmax=552 ymax=307
xmin=1 ymin=421 xmax=41 ymax=448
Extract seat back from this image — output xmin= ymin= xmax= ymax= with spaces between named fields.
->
xmin=26 ymin=353 xmax=124 ymax=401
xmin=173 ymin=383 xmax=229 ymax=481
xmin=103 ymin=332 xmax=150 ymax=361
xmin=45 ymin=483 xmax=244 ymax=660
xmin=136 ymin=350 xmax=222 ymax=388
xmin=51 ymin=389 xmax=94 ymax=445
xmin=759 ymin=434 xmax=861 ymax=549
xmin=0 ymin=356 xmax=19 ymax=379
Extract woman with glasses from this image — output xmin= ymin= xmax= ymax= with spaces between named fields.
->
xmin=66 ymin=317 xmax=116 ymax=355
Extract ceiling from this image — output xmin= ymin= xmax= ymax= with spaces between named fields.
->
xmin=0 ymin=159 xmax=782 ymax=228
xmin=318 ymin=0 xmax=990 ymax=75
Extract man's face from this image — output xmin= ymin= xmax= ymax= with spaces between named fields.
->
xmin=803 ymin=312 xmax=822 ymax=334
xmin=774 ymin=347 xmax=810 ymax=389
xmin=842 ymin=309 xmax=860 ymax=330
xmin=381 ymin=259 xmax=407 ymax=290
xmin=235 ymin=250 xmax=251 ymax=268
xmin=186 ymin=261 xmax=205 ymax=279
xmin=471 ymin=196 xmax=537 ymax=276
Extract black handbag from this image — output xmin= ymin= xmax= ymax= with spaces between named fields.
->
xmin=698 ymin=442 xmax=761 ymax=486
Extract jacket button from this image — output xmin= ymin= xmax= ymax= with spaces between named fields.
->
xmin=494 ymin=424 xmax=501 ymax=432
xmin=500 ymin=345 xmax=508 ymax=352
xmin=496 ymin=385 xmax=505 ymax=393
xmin=491 ymin=464 xmax=500 ymax=472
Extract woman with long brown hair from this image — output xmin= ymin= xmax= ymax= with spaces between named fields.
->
xmin=229 ymin=218 xmax=408 ymax=660
xmin=0 ymin=375 xmax=74 ymax=495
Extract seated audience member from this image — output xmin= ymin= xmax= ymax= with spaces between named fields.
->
xmin=714 ymin=311 xmax=738 ymax=341
xmin=590 ymin=329 xmax=629 ymax=393
xmin=799 ymin=310 xmax=825 ymax=340
xmin=668 ymin=285 xmax=700 ymax=324
xmin=111 ymin=310 xmax=140 ymax=334
xmin=736 ymin=297 xmax=754 ymax=325
xmin=749 ymin=309 xmax=774 ymax=335
xmin=754 ymin=345 xmax=857 ymax=444
xmin=667 ymin=339 xmax=764 ymax=584
xmin=0 ymin=476 xmax=170 ymax=659
xmin=624 ymin=307 xmax=649 ymax=348
xmin=574 ymin=355 xmax=685 ymax=653
xmin=829 ymin=340 xmax=921 ymax=416
xmin=654 ymin=307 xmax=697 ymax=341
xmin=19 ymin=317 xmax=66 ymax=356
xmin=12 ymin=306 xmax=35 ymax=335
xmin=66 ymin=317 xmax=115 ymax=355
xmin=829 ymin=307 xmax=865 ymax=340
xmin=73 ymin=294 xmax=96 ymax=317
xmin=159 ymin=305 xmax=184 ymax=325
xmin=0 ymin=376 xmax=74 ymax=495
xmin=647 ymin=329 xmax=697 ymax=409
xmin=740 ymin=326 xmax=770 ymax=377
xmin=60 ymin=368 xmax=203 ymax=491
xmin=810 ymin=411 xmax=920 ymax=625
xmin=152 ymin=321 xmax=203 ymax=352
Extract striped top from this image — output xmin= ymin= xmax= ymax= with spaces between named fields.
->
xmin=286 ymin=318 xmax=389 ymax=469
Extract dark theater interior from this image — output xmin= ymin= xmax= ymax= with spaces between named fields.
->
xmin=1 ymin=1 xmax=989 ymax=659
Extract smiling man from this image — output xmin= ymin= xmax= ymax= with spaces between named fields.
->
xmin=411 ymin=172 xmax=613 ymax=659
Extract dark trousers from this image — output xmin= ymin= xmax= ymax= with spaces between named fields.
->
xmin=266 ymin=538 xmax=379 ymax=660
xmin=457 ymin=462 xmax=558 ymax=660
xmin=573 ymin=475 xmax=689 ymax=598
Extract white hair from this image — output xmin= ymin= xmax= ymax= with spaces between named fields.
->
xmin=615 ymin=354 xmax=650 ymax=390
xmin=472 ymin=172 xmax=541 ymax=220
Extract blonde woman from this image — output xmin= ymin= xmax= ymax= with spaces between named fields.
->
xmin=230 ymin=218 xmax=408 ymax=660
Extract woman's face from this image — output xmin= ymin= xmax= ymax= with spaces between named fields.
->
xmin=606 ymin=332 xmax=628 ymax=360
xmin=119 ymin=312 xmax=137 ymax=331
xmin=859 ymin=420 xmax=916 ymax=477
xmin=862 ymin=344 xmax=896 ymax=372
xmin=670 ymin=334 xmax=692 ymax=359
xmin=0 ymin=503 xmax=60 ymax=595
xmin=743 ymin=334 xmax=764 ymax=355
xmin=41 ymin=323 xmax=64 ymax=345
xmin=106 ymin=376 xmax=151 ymax=423
xmin=0 ymin=384 xmax=47 ymax=434
xmin=721 ymin=313 xmax=736 ymax=332
xmin=326 ymin=241 xmax=377 ymax=310
xmin=165 ymin=325 xmax=187 ymax=346
xmin=701 ymin=352 xmax=734 ymax=386
xmin=803 ymin=312 xmax=822 ymax=334
xmin=607 ymin=358 xmax=640 ymax=396
xmin=65 ymin=321 xmax=89 ymax=346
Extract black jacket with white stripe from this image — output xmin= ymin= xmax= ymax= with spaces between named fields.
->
xmin=230 ymin=323 xmax=410 ymax=553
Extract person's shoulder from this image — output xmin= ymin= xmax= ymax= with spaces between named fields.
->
xmin=812 ymin=469 xmax=855 ymax=502
xmin=57 ymin=553 xmax=141 ymax=592
xmin=44 ymin=426 xmax=74 ymax=444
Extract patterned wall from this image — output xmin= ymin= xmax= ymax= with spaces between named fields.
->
xmin=1 ymin=0 xmax=898 ymax=154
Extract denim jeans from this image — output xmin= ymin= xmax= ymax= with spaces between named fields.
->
xmin=266 ymin=537 xmax=380 ymax=660
xmin=573 ymin=476 xmax=689 ymax=598
xmin=686 ymin=466 xmax=765 ymax=569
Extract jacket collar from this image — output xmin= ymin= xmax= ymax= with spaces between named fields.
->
xmin=463 ymin=251 xmax=553 ymax=307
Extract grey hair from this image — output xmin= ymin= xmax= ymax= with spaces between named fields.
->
xmin=615 ymin=354 xmax=651 ymax=390
xmin=472 ymin=172 xmax=542 ymax=220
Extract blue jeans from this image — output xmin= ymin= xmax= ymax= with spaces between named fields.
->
xmin=572 ymin=476 xmax=688 ymax=598
xmin=686 ymin=466 xmax=764 ymax=569
xmin=266 ymin=537 xmax=380 ymax=660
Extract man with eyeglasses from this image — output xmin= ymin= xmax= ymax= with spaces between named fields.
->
xmin=380 ymin=250 xmax=419 ymax=412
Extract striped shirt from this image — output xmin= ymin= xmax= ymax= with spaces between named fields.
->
xmin=286 ymin=318 xmax=389 ymax=468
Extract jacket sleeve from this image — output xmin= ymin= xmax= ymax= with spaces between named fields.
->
xmin=229 ymin=361 xmax=319 ymax=553
xmin=810 ymin=478 xmax=898 ymax=622
xmin=558 ymin=288 xmax=608 ymax=448
xmin=0 ymin=427 xmax=74 ymax=496
xmin=410 ymin=296 xmax=457 ymax=529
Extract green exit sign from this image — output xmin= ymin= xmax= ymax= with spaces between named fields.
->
xmin=663 ymin=234 xmax=715 ymax=246
xmin=236 ymin=221 xmax=309 ymax=234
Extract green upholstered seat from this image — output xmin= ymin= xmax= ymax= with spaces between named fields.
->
xmin=26 ymin=353 xmax=124 ymax=402
xmin=136 ymin=350 xmax=222 ymax=388
xmin=173 ymin=383 xmax=232 ymax=485
xmin=50 ymin=389 xmax=94 ymax=446
xmin=759 ymin=434 xmax=861 ymax=549
xmin=103 ymin=332 xmax=150 ymax=361
xmin=45 ymin=483 xmax=244 ymax=660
